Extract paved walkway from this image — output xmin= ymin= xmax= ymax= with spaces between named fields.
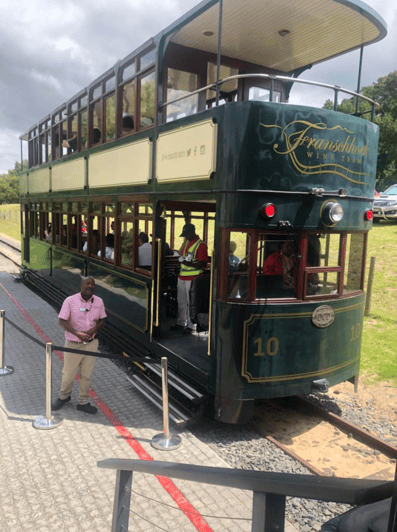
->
xmin=0 ymin=271 xmax=298 ymax=532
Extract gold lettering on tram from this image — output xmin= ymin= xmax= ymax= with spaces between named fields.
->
xmin=253 ymin=337 xmax=279 ymax=357
xmin=350 ymin=323 xmax=361 ymax=341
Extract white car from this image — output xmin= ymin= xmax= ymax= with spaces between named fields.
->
xmin=373 ymin=184 xmax=397 ymax=221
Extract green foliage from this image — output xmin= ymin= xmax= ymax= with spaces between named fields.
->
xmin=323 ymin=71 xmax=397 ymax=191
xmin=0 ymin=161 xmax=26 ymax=204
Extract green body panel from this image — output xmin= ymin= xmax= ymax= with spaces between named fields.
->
xmin=28 ymin=239 xmax=51 ymax=274
xmin=52 ymin=247 xmax=86 ymax=295
xmin=87 ymin=262 xmax=149 ymax=334
xmin=214 ymin=295 xmax=364 ymax=400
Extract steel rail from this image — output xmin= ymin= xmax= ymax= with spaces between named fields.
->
xmin=297 ymin=396 xmax=397 ymax=459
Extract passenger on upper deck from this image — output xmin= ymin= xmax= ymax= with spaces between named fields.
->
xmin=138 ymin=232 xmax=152 ymax=268
xmin=122 ymin=115 xmax=134 ymax=134
xmin=62 ymin=136 xmax=77 ymax=152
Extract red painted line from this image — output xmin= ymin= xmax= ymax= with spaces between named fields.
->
xmin=0 ymin=281 xmax=214 ymax=532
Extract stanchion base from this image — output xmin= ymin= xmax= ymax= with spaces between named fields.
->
xmin=33 ymin=414 xmax=63 ymax=430
xmin=151 ymin=432 xmax=182 ymax=451
xmin=0 ymin=366 xmax=14 ymax=376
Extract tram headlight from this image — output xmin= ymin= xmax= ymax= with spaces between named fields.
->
xmin=321 ymin=202 xmax=344 ymax=226
xmin=260 ymin=203 xmax=276 ymax=219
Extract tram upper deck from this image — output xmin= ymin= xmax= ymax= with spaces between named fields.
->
xmin=20 ymin=0 xmax=387 ymax=208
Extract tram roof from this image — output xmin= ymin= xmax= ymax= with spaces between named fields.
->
xmin=160 ymin=0 xmax=387 ymax=73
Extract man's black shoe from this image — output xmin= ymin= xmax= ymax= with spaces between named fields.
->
xmin=170 ymin=323 xmax=186 ymax=331
xmin=196 ymin=324 xmax=207 ymax=333
xmin=77 ymin=403 xmax=98 ymax=415
xmin=52 ymin=396 xmax=71 ymax=411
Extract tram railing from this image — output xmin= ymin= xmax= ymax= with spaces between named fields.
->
xmin=159 ymin=73 xmax=379 ymax=120
xmin=98 ymin=458 xmax=396 ymax=532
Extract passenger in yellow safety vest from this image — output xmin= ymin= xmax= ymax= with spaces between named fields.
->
xmin=171 ymin=223 xmax=208 ymax=332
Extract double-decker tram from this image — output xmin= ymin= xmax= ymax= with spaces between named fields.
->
xmin=19 ymin=0 xmax=387 ymax=424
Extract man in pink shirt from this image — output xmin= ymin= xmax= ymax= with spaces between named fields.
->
xmin=52 ymin=277 xmax=107 ymax=414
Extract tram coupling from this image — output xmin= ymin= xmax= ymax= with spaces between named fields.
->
xmin=311 ymin=378 xmax=329 ymax=393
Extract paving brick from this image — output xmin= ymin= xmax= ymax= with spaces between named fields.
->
xmin=0 ymin=272 xmax=299 ymax=532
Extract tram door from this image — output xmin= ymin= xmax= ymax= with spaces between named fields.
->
xmin=156 ymin=202 xmax=215 ymax=350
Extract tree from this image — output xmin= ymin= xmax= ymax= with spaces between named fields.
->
xmin=0 ymin=161 xmax=26 ymax=204
xmin=323 ymin=71 xmax=397 ymax=191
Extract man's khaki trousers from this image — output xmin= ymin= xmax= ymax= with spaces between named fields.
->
xmin=59 ymin=339 xmax=98 ymax=405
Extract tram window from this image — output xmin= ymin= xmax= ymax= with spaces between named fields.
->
xmin=206 ymin=63 xmax=238 ymax=108
xmin=318 ymin=234 xmax=341 ymax=267
xmin=122 ymin=61 xmax=136 ymax=82
xmin=248 ymin=87 xmax=281 ymax=103
xmin=93 ymin=101 xmax=102 ymax=145
xmin=105 ymin=94 xmax=116 ymax=141
xmin=166 ymin=69 xmax=198 ymax=122
xmin=89 ymin=215 xmax=101 ymax=256
xmin=344 ymin=233 xmax=365 ymax=293
xmin=139 ymin=72 xmax=155 ymax=128
xmin=80 ymin=110 xmax=87 ymax=149
xmin=309 ymin=271 xmax=339 ymax=296
xmin=227 ymin=232 xmax=250 ymax=300
xmin=121 ymin=221 xmax=134 ymax=267
xmin=62 ymin=214 xmax=68 ymax=246
xmin=257 ymin=235 xmax=300 ymax=299
xmin=61 ymin=121 xmax=68 ymax=157
xmin=121 ymin=202 xmax=134 ymax=215
xmin=137 ymin=220 xmax=152 ymax=271
xmin=122 ymin=80 xmax=135 ymax=136
xmin=140 ymin=49 xmax=155 ymax=71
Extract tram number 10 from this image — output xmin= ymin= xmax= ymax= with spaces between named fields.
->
xmin=350 ymin=323 xmax=361 ymax=341
xmin=253 ymin=337 xmax=279 ymax=357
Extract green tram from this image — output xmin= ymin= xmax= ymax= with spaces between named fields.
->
xmin=19 ymin=0 xmax=387 ymax=424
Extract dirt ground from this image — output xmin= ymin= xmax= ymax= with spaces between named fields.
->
xmin=257 ymin=380 xmax=397 ymax=480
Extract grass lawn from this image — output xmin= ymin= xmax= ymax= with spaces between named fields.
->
xmin=361 ymin=221 xmax=397 ymax=386
xmin=0 ymin=204 xmax=395 ymax=386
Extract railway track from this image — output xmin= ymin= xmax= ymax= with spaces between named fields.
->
xmin=252 ymin=394 xmax=397 ymax=481
xmin=0 ymin=234 xmax=21 ymax=270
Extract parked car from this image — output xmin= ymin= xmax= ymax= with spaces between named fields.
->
xmin=373 ymin=184 xmax=397 ymax=222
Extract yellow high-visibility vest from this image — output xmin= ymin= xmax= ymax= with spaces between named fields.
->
xmin=179 ymin=239 xmax=203 ymax=278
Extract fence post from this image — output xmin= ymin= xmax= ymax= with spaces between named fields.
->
xmin=151 ymin=357 xmax=182 ymax=451
xmin=0 ymin=310 xmax=14 ymax=376
xmin=33 ymin=342 xmax=63 ymax=430
xmin=364 ymin=257 xmax=376 ymax=317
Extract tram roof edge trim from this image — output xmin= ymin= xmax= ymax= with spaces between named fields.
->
xmin=158 ymin=0 xmax=387 ymax=73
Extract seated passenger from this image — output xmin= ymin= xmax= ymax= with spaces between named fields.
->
xmin=122 ymin=115 xmax=134 ymax=134
xmin=92 ymin=128 xmax=101 ymax=145
xmin=45 ymin=224 xmax=52 ymax=242
xmin=229 ymin=241 xmax=240 ymax=271
xmin=138 ymin=232 xmax=152 ymax=267
xmin=98 ymin=233 xmax=114 ymax=260
xmin=262 ymin=240 xmax=296 ymax=288
xmin=62 ymin=136 xmax=77 ymax=152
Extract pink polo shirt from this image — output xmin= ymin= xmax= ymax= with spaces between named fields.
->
xmin=58 ymin=293 xmax=107 ymax=342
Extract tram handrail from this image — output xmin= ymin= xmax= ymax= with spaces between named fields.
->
xmin=159 ymin=73 xmax=379 ymax=114
xmin=98 ymin=458 xmax=395 ymax=532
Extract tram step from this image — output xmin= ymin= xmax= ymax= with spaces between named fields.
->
xmin=143 ymin=360 xmax=205 ymax=404
xmin=126 ymin=374 xmax=192 ymax=426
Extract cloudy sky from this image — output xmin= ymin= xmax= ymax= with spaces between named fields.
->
xmin=1 ymin=0 xmax=396 ymax=174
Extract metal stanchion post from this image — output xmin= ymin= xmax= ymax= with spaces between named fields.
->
xmin=0 ymin=310 xmax=14 ymax=376
xmin=33 ymin=342 xmax=63 ymax=430
xmin=151 ymin=357 xmax=182 ymax=451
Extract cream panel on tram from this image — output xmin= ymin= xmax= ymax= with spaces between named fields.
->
xmin=89 ymin=139 xmax=152 ymax=187
xmin=28 ymin=167 xmax=50 ymax=194
xmin=52 ymin=159 xmax=86 ymax=191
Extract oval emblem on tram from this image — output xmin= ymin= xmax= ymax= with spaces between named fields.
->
xmin=312 ymin=305 xmax=335 ymax=328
